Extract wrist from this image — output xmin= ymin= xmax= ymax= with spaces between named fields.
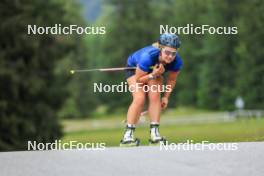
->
xmin=152 ymin=72 xmax=161 ymax=78
xmin=148 ymin=73 xmax=157 ymax=80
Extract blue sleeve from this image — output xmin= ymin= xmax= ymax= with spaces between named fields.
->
xmin=169 ymin=54 xmax=183 ymax=72
xmin=138 ymin=53 xmax=152 ymax=72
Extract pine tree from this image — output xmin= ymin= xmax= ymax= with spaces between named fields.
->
xmin=0 ymin=0 xmax=85 ymax=150
xmin=235 ymin=0 xmax=264 ymax=109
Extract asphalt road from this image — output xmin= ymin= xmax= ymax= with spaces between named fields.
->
xmin=0 ymin=142 xmax=263 ymax=176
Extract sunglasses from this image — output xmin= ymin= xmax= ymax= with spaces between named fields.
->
xmin=162 ymin=48 xmax=177 ymax=57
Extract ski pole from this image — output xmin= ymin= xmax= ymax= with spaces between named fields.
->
xmin=70 ymin=67 xmax=137 ymax=74
xmin=70 ymin=66 xmax=156 ymax=74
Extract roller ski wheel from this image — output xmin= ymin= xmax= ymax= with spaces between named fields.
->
xmin=149 ymin=137 xmax=167 ymax=146
xmin=120 ymin=138 xmax=140 ymax=147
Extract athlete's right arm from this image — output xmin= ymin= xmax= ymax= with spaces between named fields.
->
xmin=135 ymin=52 xmax=164 ymax=83
xmin=134 ymin=68 xmax=150 ymax=84
xmin=135 ymin=53 xmax=152 ymax=83
xmin=135 ymin=64 xmax=164 ymax=83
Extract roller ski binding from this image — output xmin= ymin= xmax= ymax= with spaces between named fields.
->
xmin=120 ymin=125 xmax=140 ymax=147
xmin=149 ymin=123 xmax=167 ymax=146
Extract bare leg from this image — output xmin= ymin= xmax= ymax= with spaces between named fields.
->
xmin=126 ymin=75 xmax=146 ymax=124
xmin=147 ymin=76 xmax=163 ymax=123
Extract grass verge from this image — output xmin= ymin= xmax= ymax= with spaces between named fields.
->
xmin=62 ymin=118 xmax=264 ymax=147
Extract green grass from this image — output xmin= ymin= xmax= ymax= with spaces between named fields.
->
xmin=164 ymin=106 xmax=216 ymax=116
xmin=62 ymin=118 xmax=264 ymax=147
xmin=61 ymin=106 xmax=226 ymax=132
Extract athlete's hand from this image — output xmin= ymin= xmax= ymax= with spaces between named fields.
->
xmin=152 ymin=63 xmax=165 ymax=77
xmin=161 ymin=97 xmax=169 ymax=109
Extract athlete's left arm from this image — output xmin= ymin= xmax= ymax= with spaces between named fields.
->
xmin=163 ymin=71 xmax=180 ymax=99
xmin=161 ymin=71 xmax=180 ymax=109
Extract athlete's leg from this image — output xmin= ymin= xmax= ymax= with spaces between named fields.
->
xmin=147 ymin=76 xmax=163 ymax=123
xmin=147 ymin=76 xmax=167 ymax=144
xmin=126 ymin=75 xmax=146 ymax=124
xmin=120 ymin=75 xmax=146 ymax=146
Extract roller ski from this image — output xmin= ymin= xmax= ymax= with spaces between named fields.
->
xmin=149 ymin=123 xmax=167 ymax=146
xmin=120 ymin=125 xmax=140 ymax=147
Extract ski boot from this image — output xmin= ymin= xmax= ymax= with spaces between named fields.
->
xmin=120 ymin=125 xmax=140 ymax=147
xmin=149 ymin=123 xmax=167 ymax=146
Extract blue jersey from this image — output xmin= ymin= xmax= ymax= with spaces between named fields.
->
xmin=127 ymin=45 xmax=183 ymax=72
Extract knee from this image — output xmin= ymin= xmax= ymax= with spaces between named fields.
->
xmin=132 ymin=95 xmax=145 ymax=107
xmin=148 ymin=93 xmax=160 ymax=102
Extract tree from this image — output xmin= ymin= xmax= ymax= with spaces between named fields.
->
xmin=0 ymin=0 xmax=85 ymax=150
xmin=235 ymin=0 xmax=264 ymax=109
